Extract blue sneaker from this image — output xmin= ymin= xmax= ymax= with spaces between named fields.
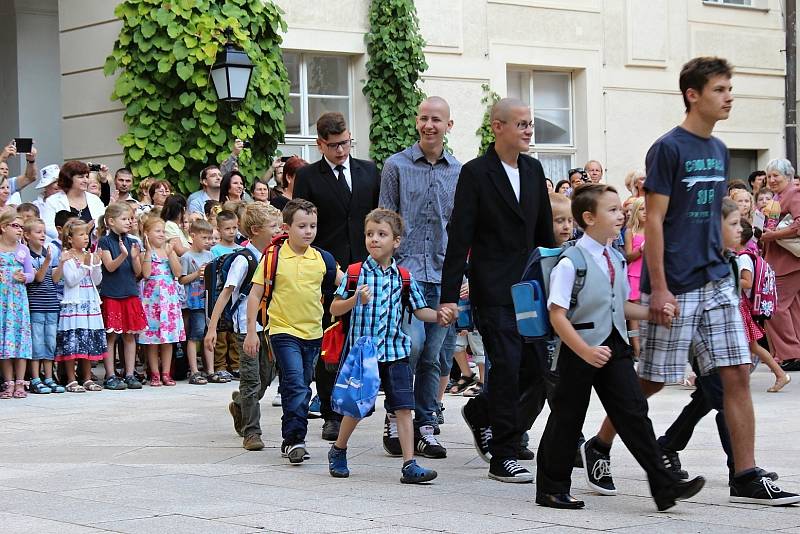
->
xmin=328 ymin=445 xmax=349 ymax=478
xmin=401 ymin=460 xmax=437 ymax=484
xmin=308 ymin=394 xmax=322 ymax=419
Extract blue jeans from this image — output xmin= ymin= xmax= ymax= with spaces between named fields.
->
xmin=438 ymin=325 xmax=457 ymax=378
xmin=30 ymin=311 xmax=58 ymax=360
xmin=270 ymin=333 xmax=321 ymax=443
xmin=406 ymin=281 xmax=448 ymax=427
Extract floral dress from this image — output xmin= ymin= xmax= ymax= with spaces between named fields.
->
xmin=0 ymin=248 xmax=33 ymax=360
xmin=139 ymin=252 xmax=185 ymax=344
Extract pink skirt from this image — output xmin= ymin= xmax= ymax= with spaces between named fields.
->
xmin=739 ymin=296 xmax=765 ymax=343
xmin=101 ymin=296 xmax=147 ymax=334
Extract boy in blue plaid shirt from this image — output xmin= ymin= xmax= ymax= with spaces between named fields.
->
xmin=327 ymin=208 xmax=453 ymax=483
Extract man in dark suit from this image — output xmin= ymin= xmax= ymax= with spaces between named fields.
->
xmin=292 ymin=111 xmax=380 ymax=441
xmin=439 ymin=98 xmax=555 ymax=483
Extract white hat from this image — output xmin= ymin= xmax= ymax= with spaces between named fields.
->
xmin=35 ymin=164 xmax=59 ymax=189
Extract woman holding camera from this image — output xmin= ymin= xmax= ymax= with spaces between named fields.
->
xmin=42 ymin=160 xmax=105 ymax=238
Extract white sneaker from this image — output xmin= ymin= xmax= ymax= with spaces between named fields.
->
xmin=272 ymin=393 xmax=282 ymax=406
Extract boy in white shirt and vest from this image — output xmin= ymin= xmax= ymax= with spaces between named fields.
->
xmin=535 ymin=184 xmax=705 ymax=511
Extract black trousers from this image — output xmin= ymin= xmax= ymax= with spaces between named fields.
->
xmin=536 ymin=330 xmax=678 ymax=496
xmin=657 ymin=361 xmax=734 ymax=474
xmin=465 ymin=305 xmax=543 ymax=460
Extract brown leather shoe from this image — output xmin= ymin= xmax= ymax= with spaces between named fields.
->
xmin=243 ymin=434 xmax=264 ymax=451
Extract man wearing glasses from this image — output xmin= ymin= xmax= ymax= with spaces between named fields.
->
xmin=440 ymin=98 xmax=555 ymax=483
xmin=293 ymin=111 xmax=381 ymax=442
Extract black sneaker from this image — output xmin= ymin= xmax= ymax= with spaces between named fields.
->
xmin=488 ymin=458 xmax=533 ymax=483
xmin=321 ymin=419 xmax=340 ymax=442
xmin=415 ymin=425 xmax=447 ymax=459
xmin=728 ymin=467 xmax=779 ymax=485
xmin=580 ymin=438 xmax=616 ymax=495
xmin=103 ymin=376 xmax=127 ymax=391
xmin=461 ymin=405 xmax=491 ymax=463
xmin=383 ymin=414 xmax=402 ymax=457
xmin=730 ymin=473 xmax=800 ymax=506
xmin=518 ymin=447 xmax=535 ymax=461
xmin=123 ymin=375 xmax=142 ymax=390
xmin=780 ymin=359 xmax=800 ymax=372
xmin=661 ymin=447 xmax=689 ymax=480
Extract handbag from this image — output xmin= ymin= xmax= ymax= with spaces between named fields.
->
xmin=331 ymin=336 xmax=380 ymax=419
xmin=776 ymin=214 xmax=800 ymax=257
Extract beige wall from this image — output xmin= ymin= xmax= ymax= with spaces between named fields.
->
xmin=57 ymin=0 xmax=790 ymax=191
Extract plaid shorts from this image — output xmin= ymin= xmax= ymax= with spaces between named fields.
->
xmin=639 ymin=276 xmax=750 ymax=384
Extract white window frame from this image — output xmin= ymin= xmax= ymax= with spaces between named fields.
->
xmin=281 ymin=51 xmax=355 ymax=161
xmin=702 ymin=0 xmax=767 ymax=10
xmin=507 ymin=68 xmax=576 ymax=167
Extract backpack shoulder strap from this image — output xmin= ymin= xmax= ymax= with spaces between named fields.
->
xmin=316 ymin=248 xmax=338 ymax=295
xmin=560 ymin=246 xmax=588 ymax=320
xmin=397 ymin=266 xmax=413 ymax=323
xmin=345 ymin=262 xmax=362 ymax=295
xmin=260 ymin=241 xmax=283 ymax=324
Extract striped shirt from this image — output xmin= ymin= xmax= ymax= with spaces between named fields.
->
xmin=27 ymin=247 xmax=61 ymax=313
xmin=379 ymin=143 xmax=461 ymax=284
xmin=336 ymin=256 xmax=427 ymax=363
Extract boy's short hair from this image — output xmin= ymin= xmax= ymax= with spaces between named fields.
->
xmin=54 ymin=209 xmax=76 ymax=229
xmin=190 ymin=219 xmax=214 ymax=235
xmin=283 ymin=198 xmax=317 ymax=225
xmin=679 ymin=56 xmax=733 ymax=113
xmin=23 ymin=217 xmax=45 ymax=234
xmin=17 ymin=203 xmax=39 ymax=216
xmin=364 ymin=208 xmax=404 ymax=238
xmin=240 ymin=201 xmax=281 ymax=238
xmin=548 ymin=192 xmax=571 ymax=213
xmin=571 ymin=183 xmax=618 ymax=229
xmin=216 ymin=210 xmax=238 ymax=226
xmin=721 ymin=197 xmax=739 ymax=219
xmin=316 ymin=112 xmax=347 ymax=140
xmin=204 ymin=199 xmax=221 ymax=218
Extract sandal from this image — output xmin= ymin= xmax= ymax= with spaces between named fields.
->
xmin=448 ymin=374 xmax=477 ymax=395
xmin=13 ymin=380 xmax=27 ymax=398
xmin=43 ymin=378 xmax=66 ymax=393
xmin=462 ymin=382 xmax=483 ymax=398
xmin=65 ymin=381 xmax=86 ymax=393
xmin=162 ymin=374 xmax=176 ymax=386
xmin=82 ymin=380 xmax=102 ymax=392
xmin=0 ymin=381 xmax=13 ymax=399
xmin=149 ymin=373 xmax=162 ymax=387
xmin=29 ymin=378 xmax=52 ymax=394
xmin=188 ymin=372 xmax=207 ymax=385
xmin=768 ymin=374 xmax=791 ymax=393
xmin=207 ymin=372 xmax=225 ymax=384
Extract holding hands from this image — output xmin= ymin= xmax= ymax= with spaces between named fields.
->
xmin=437 ymin=303 xmax=457 ymax=327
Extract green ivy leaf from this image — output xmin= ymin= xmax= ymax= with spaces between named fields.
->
xmin=129 ymin=146 xmax=145 ymax=161
xmin=168 ymin=154 xmax=186 ymax=171
xmin=181 ymin=117 xmax=197 ymax=130
xmin=140 ymin=20 xmax=156 ymax=38
xmin=148 ymin=159 xmax=166 ymax=175
xmin=176 ymin=61 xmax=194 ymax=81
xmin=164 ymin=138 xmax=182 ymax=153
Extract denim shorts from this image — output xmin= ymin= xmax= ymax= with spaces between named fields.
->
xmin=186 ymin=309 xmax=207 ymax=341
xmin=31 ymin=311 xmax=59 ymax=360
xmin=378 ymin=358 xmax=415 ymax=413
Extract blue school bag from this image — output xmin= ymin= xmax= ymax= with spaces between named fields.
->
xmin=511 ymin=241 xmax=587 ymax=341
xmin=332 ymin=336 xmax=380 ymax=419
xmin=456 ymin=297 xmax=474 ymax=331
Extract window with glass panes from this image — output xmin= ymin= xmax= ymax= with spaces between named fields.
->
xmin=280 ymin=52 xmax=352 ymax=162
xmin=507 ymin=69 xmax=575 ymax=182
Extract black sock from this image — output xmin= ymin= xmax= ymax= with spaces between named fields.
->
xmin=592 ymin=437 xmax=612 ymax=455
xmin=333 ymin=444 xmax=346 ymax=451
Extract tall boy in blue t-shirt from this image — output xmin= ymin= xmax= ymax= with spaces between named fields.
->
xmin=327 ymin=209 xmax=453 ymax=484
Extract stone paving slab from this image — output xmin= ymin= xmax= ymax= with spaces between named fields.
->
xmin=1 ymin=366 xmax=800 ymax=532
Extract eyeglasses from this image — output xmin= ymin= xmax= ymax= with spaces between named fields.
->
xmin=321 ymin=139 xmax=352 ymax=150
xmin=9 ymin=223 xmax=22 ymax=229
xmin=155 ymin=188 xmax=170 ymax=195
xmin=499 ymin=120 xmax=534 ymax=131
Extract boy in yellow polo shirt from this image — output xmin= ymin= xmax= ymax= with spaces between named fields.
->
xmin=244 ymin=199 xmax=342 ymax=464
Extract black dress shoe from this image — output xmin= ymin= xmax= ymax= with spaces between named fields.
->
xmin=536 ymin=493 xmax=585 ymax=509
xmin=518 ymin=447 xmax=535 ymax=461
xmin=321 ymin=419 xmax=341 ymax=441
xmin=654 ymin=476 xmax=705 ymax=511
xmin=780 ymin=359 xmax=800 ymax=372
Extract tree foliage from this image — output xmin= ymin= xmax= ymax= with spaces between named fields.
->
xmin=104 ymin=0 xmax=290 ymax=193
xmin=476 ymin=84 xmax=501 ymax=156
xmin=363 ymin=0 xmax=427 ymax=168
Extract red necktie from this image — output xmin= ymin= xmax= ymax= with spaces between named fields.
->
xmin=603 ymin=249 xmax=616 ymax=286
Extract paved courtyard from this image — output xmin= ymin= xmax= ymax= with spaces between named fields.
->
xmin=2 ymin=366 xmax=800 ymax=533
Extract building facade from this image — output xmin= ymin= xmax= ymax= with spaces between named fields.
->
xmin=0 ymin=0 xmax=790 ymax=192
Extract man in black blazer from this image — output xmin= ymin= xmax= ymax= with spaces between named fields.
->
xmin=292 ymin=111 xmax=380 ymax=441
xmin=440 ymin=98 xmax=555 ymax=483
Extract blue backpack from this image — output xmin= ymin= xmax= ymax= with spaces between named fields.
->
xmin=332 ymin=336 xmax=380 ymax=419
xmin=511 ymin=241 xmax=588 ymax=341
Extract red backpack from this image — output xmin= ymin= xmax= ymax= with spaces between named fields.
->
xmin=320 ymin=262 xmax=412 ymax=367
xmin=737 ymin=250 xmax=778 ymax=321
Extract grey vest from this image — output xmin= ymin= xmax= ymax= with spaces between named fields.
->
xmin=560 ymin=245 xmax=629 ymax=347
